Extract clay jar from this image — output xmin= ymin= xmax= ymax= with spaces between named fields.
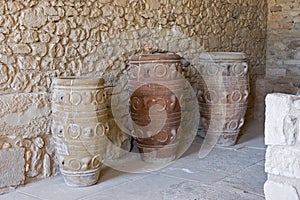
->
xmin=128 ymin=53 xmax=184 ymax=163
xmin=198 ymin=52 xmax=249 ymax=146
xmin=51 ymin=77 xmax=109 ymax=186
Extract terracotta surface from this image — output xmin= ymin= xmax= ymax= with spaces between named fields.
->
xmin=128 ymin=53 xmax=184 ymax=162
xmin=198 ymin=52 xmax=249 ymax=146
xmin=51 ymin=77 xmax=108 ymax=186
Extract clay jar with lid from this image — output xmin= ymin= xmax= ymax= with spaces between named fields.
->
xmin=51 ymin=77 xmax=109 ymax=186
xmin=197 ymin=52 xmax=249 ymax=146
xmin=128 ymin=53 xmax=185 ymax=163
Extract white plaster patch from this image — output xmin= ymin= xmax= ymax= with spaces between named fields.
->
xmin=0 ymin=148 xmax=25 ymax=188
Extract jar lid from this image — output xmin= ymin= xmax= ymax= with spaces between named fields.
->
xmin=200 ymin=52 xmax=246 ymax=61
xmin=52 ymin=76 xmax=105 ymax=87
xmin=130 ymin=53 xmax=181 ymax=62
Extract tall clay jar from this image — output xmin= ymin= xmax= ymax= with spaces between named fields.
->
xmin=128 ymin=53 xmax=184 ymax=163
xmin=51 ymin=77 xmax=109 ymax=186
xmin=198 ymin=52 xmax=249 ymax=146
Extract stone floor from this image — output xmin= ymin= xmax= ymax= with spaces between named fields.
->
xmin=0 ymin=119 xmax=266 ymax=200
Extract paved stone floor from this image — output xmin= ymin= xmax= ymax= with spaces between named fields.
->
xmin=0 ymin=120 xmax=266 ymax=200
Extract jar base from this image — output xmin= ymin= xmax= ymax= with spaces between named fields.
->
xmin=137 ymin=143 xmax=178 ymax=163
xmin=60 ymin=168 xmax=101 ymax=187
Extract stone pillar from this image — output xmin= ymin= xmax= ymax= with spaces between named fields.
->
xmin=264 ymin=93 xmax=300 ymax=200
xmin=266 ymin=0 xmax=300 ymax=77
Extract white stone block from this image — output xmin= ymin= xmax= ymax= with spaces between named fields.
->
xmin=268 ymin=174 xmax=300 ymax=192
xmin=264 ymin=180 xmax=299 ymax=200
xmin=265 ymin=146 xmax=300 ymax=179
xmin=265 ymin=93 xmax=300 ymax=146
xmin=266 ymin=68 xmax=287 ymax=77
xmin=0 ymin=148 xmax=25 ymax=188
xmin=284 ymin=60 xmax=300 ymax=65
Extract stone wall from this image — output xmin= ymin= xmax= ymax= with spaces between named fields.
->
xmin=0 ymin=0 xmax=267 ymax=192
xmin=264 ymin=93 xmax=300 ymax=200
xmin=254 ymin=0 xmax=300 ymax=120
xmin=266 ymin=0 xmax=300 ymax=77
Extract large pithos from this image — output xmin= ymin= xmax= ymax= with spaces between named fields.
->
xmin=128 ymin=53 xmax=184 ymax=162
xmin=51 ymin=77 xmax=108 ymax=186
xmin=198 ymin=52 xmax=249 ymax=146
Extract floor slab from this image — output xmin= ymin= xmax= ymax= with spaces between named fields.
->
xmin=156 ymin=142 xmax=265 ymax=183
xmin=0 ymin=191 xmax=42 ymax=200
xmin=16 ymin=170 xmax=131 ymax=200
xmin=79 ymin=174 xmax=263 ymax=200
xmin=215 ymin=160 xmax=267 ymax=197
xmin=0 ymin=119 xmax=267 ymax=200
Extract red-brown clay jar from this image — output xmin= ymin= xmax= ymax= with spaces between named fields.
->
xmin=128 ymin=53 xmax=184 ymax=162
